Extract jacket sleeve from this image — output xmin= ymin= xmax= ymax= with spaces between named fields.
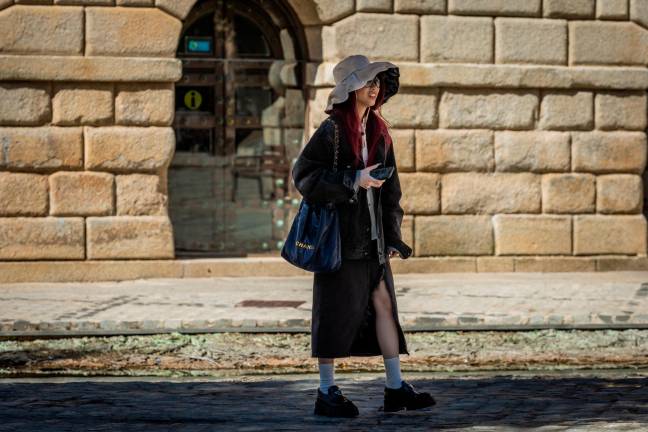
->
xmin=381 ymin=138 xmax=409 ymax=251
xmin=291 ymin=119 xmax=359 ymax=205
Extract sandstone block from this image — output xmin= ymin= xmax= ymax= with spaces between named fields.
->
xmin=416 ymin=129 xmax=494 ymax=172
xmin=52 ymin=83 xmax=113 ymax=126
xmin=597 ymin=0 xmax=628 ymax=19
xmin=0 ymin=217 xmax=85 ymax=260
xmin=439 ymin=90 xmax=538 ymax=130
xmin=539 ymin=91 xmax=593 ymax=130
xmin=357 ymin=0 xmax=391 ymax=12
xmin=390 ymin=129 xmax=415 ymax=172
xmin=597 ymin=256 xmax=648 ymax=271
xmin=495 ymin=18 xmax=567 ymax=64
xmin=55 ymin=0 xmax=113 ymax=4
xmin=493 ymin=214 xmax=572 ymax=255
xmin=399 ymin=173 xmax=440 ymax=214
xmin=115 ymin=83 xmax=174 ymax=126
xmin=0 ymin=5 xmax=83 ymax=54
xmin=569 ymin=21 xmax=648 ymax=66
xmin=542 ymin=173 xmax=596 ymax=213
xmin=544 ymin=0 xmax=595 ymax=18
xmin=574 ymin=215 xmax=647 ymax=255
xmin=387 ymin=61 xmax=648 ymax=90
xmin=117 ymin=0 xmax=155 ymax=5
xmin=155 ymin=0 xmax=196 ymax=19
xmin=494 ymin=131 xmax=570 ymax=172
xmin=283 ymin=89 xmax=305 ymax=128
xmin=514 ymin=257 xmax=596 ymax=272
xmin=85 ymin=126 xmax=175 ymax=172
xmin=86 ymin=216 xmax=174 ymax=259
xmin=401 ymin=215 xmax=414 ymax=250
xmin=381 ymin=90 xmax=438 ymax=127
xmin=421 ymin=16 xmax=493 ymax=63
xmin=330 ymin=13 xmax=419 ymax=60
xmin=596 ymin=174 xmax=643 ymax=214
xmin=395 ymin=0 xmax=445 ymax=13
xmin=116 ymin=174 xmax=168 ymax=216
xmin=415 ymin=215 xmax=493 ymax=255
xmin=631 ymin=0 xmax=648 ymax=28
xmin=310 ymin=88 xmax=331 ymax=128
xmin=572 ymin=131 xmax=647 ymax=174
xmin=442 ymin=173 xmax=541 ymax=214
xmin=595 ymin=91 xmax=647 ymax=131
xmin=0 ymin=55 xmax=182 ymax=82
xmin=49 ymin=171 xmax=114 ymax=216
xmin=0 ymin=1 xmax=11 ymax=11
xmin=448 ymin=0 xmax=541 ymax=16
xmin=86 ymin=7 xmax=182 ymax=57
xmin=0 ymin=127 xmax=83 ymax=170
xmin=0 ymin=83 xmax=50 ymax=126
xmin=0 ymin=172 xmax=48 ymax=216
xmin=476 ymin=256 xmax=515 ymax=272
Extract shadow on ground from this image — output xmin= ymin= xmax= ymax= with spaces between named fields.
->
xmin=0 ymin=373 xmax=646 ymax=430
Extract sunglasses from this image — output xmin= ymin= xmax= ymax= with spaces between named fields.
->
xmin=363 ymin=77 xmax=381 ymax=89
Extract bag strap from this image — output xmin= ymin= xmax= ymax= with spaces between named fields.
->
xmin=328 ymin=117 xmax=339 ymax=173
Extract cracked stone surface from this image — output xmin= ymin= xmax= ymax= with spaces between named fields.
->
xmin=2 ymin=272 xmax=648 ymax=335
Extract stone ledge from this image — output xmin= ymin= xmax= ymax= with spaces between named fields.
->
xmin=3 ymin=319 xmax=648 ymax=337
xmin=1 ymin=256 xmax=647 ymax=282
xmin=0 ymin=55 xmax=182 ymax=82
xmin=309 ymin=62 xmax=648 ymax=90
xmin=4 ymin=57 xmax=646 ymax=89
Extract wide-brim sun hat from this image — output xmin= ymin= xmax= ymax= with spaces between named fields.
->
xmin=325 ymin=54 xmax=400 ymax=113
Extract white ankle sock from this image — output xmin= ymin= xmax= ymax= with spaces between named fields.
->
xmin=318 ymin=363 xmax=335 ymax=393
xmin=383 ymin=355 xmax=402 ymax=389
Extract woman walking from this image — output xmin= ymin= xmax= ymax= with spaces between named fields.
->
xmin=291 ymin=55 xmax=436 ymax=417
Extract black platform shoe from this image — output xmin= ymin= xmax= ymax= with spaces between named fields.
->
xmin=314 ymin=385 xmax=359 ymax=417
xmin=383 ymin=380 xmax=436 ymax=412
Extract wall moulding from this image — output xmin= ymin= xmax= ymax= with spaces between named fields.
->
xmin=0 ymin=55 xmax=182 ymax=82
xmin=307 ymin=62 xmax=648 ymax=90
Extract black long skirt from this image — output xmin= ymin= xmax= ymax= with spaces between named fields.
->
xmin=310 ymin=239 xmax=410 ymax=358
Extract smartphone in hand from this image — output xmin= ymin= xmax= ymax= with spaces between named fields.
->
xmin=369 ymin=166 xmax=394 ymax=180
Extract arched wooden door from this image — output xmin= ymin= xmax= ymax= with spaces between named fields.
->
xmin=169 ymin=0 xmax=307 ymax=257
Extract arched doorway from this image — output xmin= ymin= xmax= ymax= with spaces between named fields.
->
xmin=169 ymin=0 xmax=308 ymax=257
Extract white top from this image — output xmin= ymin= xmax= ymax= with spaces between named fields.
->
xmin=361 ymin=109 xmax=379 ymax=241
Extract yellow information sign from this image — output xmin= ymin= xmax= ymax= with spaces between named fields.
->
xmin=184 ymin=90 xmax=203 ymax=110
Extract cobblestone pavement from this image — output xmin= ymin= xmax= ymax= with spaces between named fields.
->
xmin=0 ymin=370 xmax=646 ymax=431
xmin=2 ymin=272 xmax=648 ymax=336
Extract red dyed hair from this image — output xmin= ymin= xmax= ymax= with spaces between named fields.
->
xmin=327 ymin=74 xmax=393 ymax=168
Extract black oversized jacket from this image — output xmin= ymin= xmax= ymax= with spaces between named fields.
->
xmin=291 ymin=114 xmax=412 ymax=264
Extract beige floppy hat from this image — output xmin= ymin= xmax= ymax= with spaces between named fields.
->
xmin=325 ymin=54 xmax=400 ymax=113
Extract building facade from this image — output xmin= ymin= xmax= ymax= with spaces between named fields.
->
xmin=1 ymin=0 xmax=648 ymax=280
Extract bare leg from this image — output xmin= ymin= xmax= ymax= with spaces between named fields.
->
xmin=372 ymin=278 xmax=399 ymax=358
xmin=318 ymin=357 xmax=334 ymax=365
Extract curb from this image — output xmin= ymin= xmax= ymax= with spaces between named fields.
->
xmin=3 ymin=322 xmax=648 ymax=339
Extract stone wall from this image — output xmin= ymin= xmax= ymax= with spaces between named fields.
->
xmin=0 ymin=0 xmax=647 ymax=271
xmin=308 ymin=0 xmax=648 ymax=267
xmin=0 ymin=1 xmax=184 ymax=260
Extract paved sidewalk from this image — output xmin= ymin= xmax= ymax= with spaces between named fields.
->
xmin=1 ymin=370 xmax=647 ymax=431
xmin=1 ymin=272 xmax=648 ymax=337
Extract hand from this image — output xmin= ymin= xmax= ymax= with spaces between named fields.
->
xmin=387 ymin=247 xmax=401 ymax=259
xmin=358 ymin=163 xmax=385 ymax=189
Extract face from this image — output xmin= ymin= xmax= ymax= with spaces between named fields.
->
xmin=354 ymin=76 xmax=381 ymax=107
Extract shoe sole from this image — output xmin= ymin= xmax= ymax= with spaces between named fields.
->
xmin=382 ymin=400 xmax=436 ymax=413
xmin=314 ymin=399 xmax=359 ymax=417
